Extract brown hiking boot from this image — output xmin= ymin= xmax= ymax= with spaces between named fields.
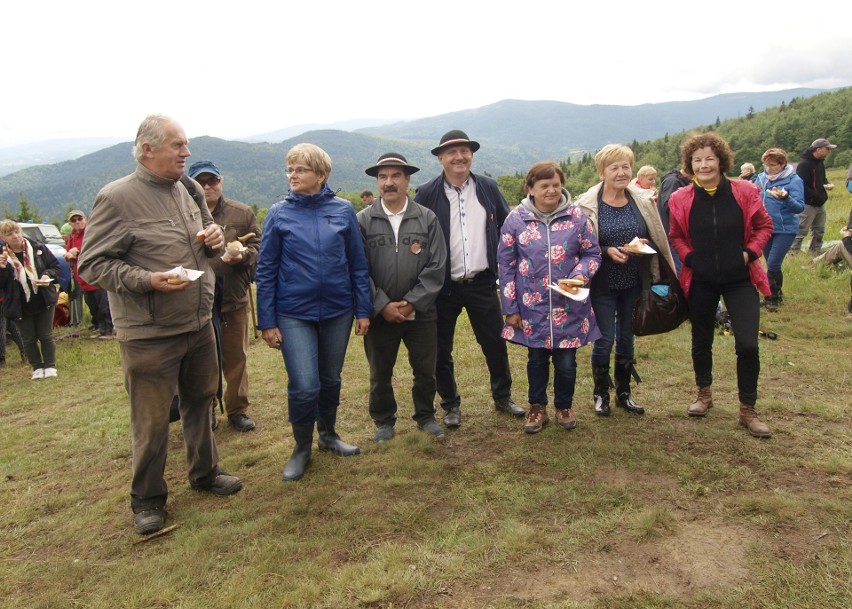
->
xmin=524 ymin=404 xmax=549 ymax=434
xmin=688 ymin=385 xmax=713 ymax=417
xmin=556 ymin=408 xmax=577 ymax=430
xmin=739 ymin=404 xmax=772 ymax=438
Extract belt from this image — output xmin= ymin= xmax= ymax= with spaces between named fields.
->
xmin=452 ymin=271 xmax=488 ymax=285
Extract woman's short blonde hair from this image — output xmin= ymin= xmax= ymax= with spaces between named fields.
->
xmin=286 ymin=143 xmax=332 ymax=180
xmin=0 ymin=219 xmax=22 ymax=238
xmin=594 ymin=144 xmax=634 ymax=175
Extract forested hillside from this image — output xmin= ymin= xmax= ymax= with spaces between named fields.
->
xmin=1 ymin=87 xmax=849 ymax=225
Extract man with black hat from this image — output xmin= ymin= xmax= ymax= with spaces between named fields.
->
xmin=188 ymin=160 xmax=261 ymax=433
xmin=358 ymin=153 xmax=447 ymax=441
xmin=791 ymin=138 xmax=837 ymax=255
xmin=414 ymin=130 xmax=524 ymax=428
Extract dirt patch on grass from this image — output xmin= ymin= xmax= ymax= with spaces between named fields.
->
xmin=447 ymin=519 xmax=752 ymax=606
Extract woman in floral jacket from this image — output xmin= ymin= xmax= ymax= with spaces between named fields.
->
xmin=498 ymin=162 xmax=601 ymax=434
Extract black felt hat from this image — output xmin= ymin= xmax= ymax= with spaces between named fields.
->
xmin=365 ymin=152 xmax=420 ymax=177
xmin=430 ymin=129 xmax=480 ymax=156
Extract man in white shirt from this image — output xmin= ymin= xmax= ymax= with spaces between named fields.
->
xmin=414 ymin=131 xmax=524 ymax=428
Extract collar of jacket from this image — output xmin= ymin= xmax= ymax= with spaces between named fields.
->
xmin=286 ymin=183 xmax=336 ymax=206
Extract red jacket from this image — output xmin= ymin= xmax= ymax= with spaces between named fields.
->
xmin=68 ymin=228 xmax=97 ymax=292
xmin=669 ymin=179 xmax=773 ymax=298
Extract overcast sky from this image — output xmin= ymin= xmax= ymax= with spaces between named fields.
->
xmin=2 ymin=0 xmax=851 ymax=148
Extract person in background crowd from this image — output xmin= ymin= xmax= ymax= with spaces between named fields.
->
xmin=78 ymin=114 xmax=242 ymax=536
xmin=498 ymin=161 xmax=601 ymax=434
xmin=360 ymin=190 xmax=376 ymax=207
xmin=739 ymin=162 xmax=759 ymax=183
xmin=753 ymin=148 xmax=805 ymax=311
xmin=814 ymin=204 xmax=852 ymax=318
xmin=0 ymin=280 xmax=26 ymax=368
xmin=256 ymin=143 xmax=371 ymax=482
xmin=414 ymin=130 xmax=525 ymax=428
xmin=790 ymin=138 xmax=837 ymax=255
xmin=65 ymin=209 xmax=114 ymax=338
xmin=0 ymin=220 xmax=60 ymax=379
xmin=357 ymin=153 xmax=447 ymax=442
xmin=657 ymin=167 xmax=690 ymax=273
xmin=188 ymin=160 xmax=261 ymax=433
xmin=630 ymin=165 xmax=658 ymax=202
xmin=576 ymin=145 xmax=676 ymax=419
xmin=668 ymin=132 xmax=774 ymax=438
xmin=61 ymin=222 xmax=83 ymax=329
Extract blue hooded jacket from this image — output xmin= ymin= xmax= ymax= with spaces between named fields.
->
xmin=255 ymin=184 xmax=371 ymax=328
xmin=755 ymin=165 xmax=805 ymax=235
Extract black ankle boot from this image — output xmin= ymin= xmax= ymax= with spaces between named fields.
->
xmin=316 ymin=411 xmax=360 ymax=457
xmin=282 ymin=425 xmax=314 ymax=482
xmin=614 ymin=357 xmax=644 ymax=415
xmin=592 ymin=363 xmax=612 ymax=416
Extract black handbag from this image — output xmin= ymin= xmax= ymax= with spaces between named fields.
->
xmin=632 ymin=254 xmax=688 ymax=336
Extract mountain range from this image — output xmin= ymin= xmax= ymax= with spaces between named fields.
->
xmin=0 ymin=88 xmax=835 ymax=221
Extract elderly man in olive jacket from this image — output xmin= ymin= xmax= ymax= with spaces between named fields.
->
xmin=78 ymin=115 xmax=242 ymax=536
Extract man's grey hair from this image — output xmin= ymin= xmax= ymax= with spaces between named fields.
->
xmin=132 ymin=114 xmax=172 ymax=161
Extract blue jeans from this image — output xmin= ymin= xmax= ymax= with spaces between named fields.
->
xmin=763 ymin=233 xmax=796 ymax=272
xmin=527 ymin=347 xmax=577 ymax=409
xmin=278 ymin=314 xmax=353 ymax=427
xmin=590 ymin=284 xmax=641 ymax=366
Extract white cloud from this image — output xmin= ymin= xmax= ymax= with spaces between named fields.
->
xmin=2 ymin=0 xmax=850 ymax=146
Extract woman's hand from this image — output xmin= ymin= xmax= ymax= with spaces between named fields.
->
xmin=506 ymin=313 xmax=522 ymax=329
xmin=0 ymin=246 xmax=7 ymax=269
xmin=261 ymin=328 xmax=282 ymax=349
xmin=354 ymin=317 xmax=370 ymax=336
xmin=743 ymin=251 xmax=749 ymax=266
xmin=607 ymin=246 xmax=631 ymax=264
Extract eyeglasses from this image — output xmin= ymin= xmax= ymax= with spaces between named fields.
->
xmin=285 ymin=167 xmax=314 ymax=177
xmin=70 ymin=217 xmax=84 ymax=222
xmin=196 ymin=176 xmax=221 ymax=188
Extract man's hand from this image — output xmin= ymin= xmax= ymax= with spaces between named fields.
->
xmin=381 ymin=301 xmax=411 ymax=323
xmin=150 ymin=271 xmax=192 ymax=292
xmin=203 ymin=224 xmax=224 ymax=250
xmin=64 ymin=247 xmax=79 ymax=261
xmin=825 ymin=183 xmax=835 ymax=191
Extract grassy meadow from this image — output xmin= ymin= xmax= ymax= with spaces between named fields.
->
xmin=1 ymin=173 xmax=850 ymax=608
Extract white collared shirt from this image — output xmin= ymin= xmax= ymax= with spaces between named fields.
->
xmin=444 ymin=177 xmax=488 ymax=281
xmin=380 ymin=197 xmax=409 ymax=244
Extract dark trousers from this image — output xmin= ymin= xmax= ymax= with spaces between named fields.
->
xmin=688 ymin=279 xmax=761 ymax=406
xmin=119 ymin=325 xmax=220 ymax=512
xmin=83 ymin=289 xmax=113 ymax=334
xmin=1 ymin=299 xmax=26 ymax=362
xmin=364 ymin=318 xmax=438 ymax=426
xmin=527 ymin=347 xmax=577 ymax=409
xmin=435 ymin=271 xmax=512 ymax=410
xmin=16 ymin=306 xmax=56 ymax=370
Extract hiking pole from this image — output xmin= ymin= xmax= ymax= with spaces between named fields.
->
xmin=249 ymin=283 xmax=258 ymax=339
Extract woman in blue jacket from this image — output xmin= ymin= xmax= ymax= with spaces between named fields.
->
xmin=754 ymin=148 xmax=805 ymax=311
xmin=256 ymin=143 xmax=372 ymax=482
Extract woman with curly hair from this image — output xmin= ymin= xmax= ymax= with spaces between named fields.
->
xmin=668 ymin=133 xmax=774 ymax=438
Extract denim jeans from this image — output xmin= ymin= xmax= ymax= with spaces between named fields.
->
xmin=278 ymin=314 xmax=353 ymax=427
xmin=590 ymin=284 xmax=641 ymax=366
xmin=527 ymin=347 xmax=577 ymax=409
xmin=763 ymin=233 xmax=797 ymax=273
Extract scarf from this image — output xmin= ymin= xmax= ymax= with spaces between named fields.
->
xmin=8 ymin=239 xmax=38 ymax=302
xmin=765 ymin=163 xmax=795 ymax=183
